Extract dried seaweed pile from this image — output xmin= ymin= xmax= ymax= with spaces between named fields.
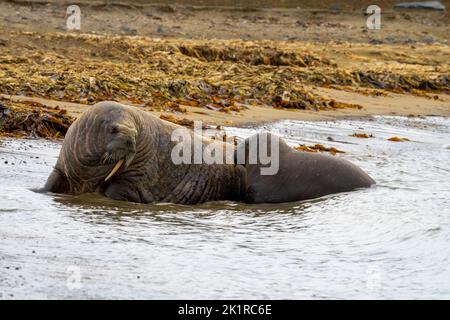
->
xmin=0 ymin=50 xmax=358 ymax=112
xmin=295 ymin=144 xmax=345 ymax=155
xmin=0 ymin=100 xmax=74 ymax=138
xmin=321 ymin=71 xmax=450 ymax=93
xmin=0 ymin=33 xmax=448 ymax=116
xmin=174 ymin=44 xmax=329 ymax=67
xmin=159 ymin=114 xmax=195 ymax=127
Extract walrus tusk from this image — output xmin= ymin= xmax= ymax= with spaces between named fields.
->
xmin=105 ymin=159 xmax=124 ymax=182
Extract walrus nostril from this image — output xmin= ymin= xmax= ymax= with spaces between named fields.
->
xmin=110 ymin=126 xmax=119 ymax=134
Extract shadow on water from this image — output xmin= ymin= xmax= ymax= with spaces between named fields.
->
xmin=51 ymin=191 xmax=335 ymax=216
xmin=47 ymin=191 xmax=340 ymax=235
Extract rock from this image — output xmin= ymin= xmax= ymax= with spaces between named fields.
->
xmin=121 ymin=25 xmax=137 ymax=35
xmin=394 ymin=1 xmax=446 ymax=11
xmin=329 ymin=4 xmax=342 ymax=13
xmin=369 ymin=39 xmax=384 ymax=45
xmin=158 ymin=5 xmax=176 ymax=13
xmin=421 ymin=35 xmax=436 ymax=44
xmin=403 ymin=38 xmax=417 ymax=44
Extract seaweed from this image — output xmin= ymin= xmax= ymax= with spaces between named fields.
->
xmin=294 ymin=144 xmax=345 ymax=155
xmin=387 ymin=136 xmax=410 ymax=142
xmin=351 ymin=133 xmax=374 ymax=138
xmin=0 ymin=100 xmax=74 ymax=138
xmin=159 ymin=114 xmax=195 ymax=127
xmin=0 ymin=32 xmax=447 ymax=129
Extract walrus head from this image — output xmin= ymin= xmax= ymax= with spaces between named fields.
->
xmin=83 ymin=102 xmax=139 ymax=182
xmin=101 ymin=115 xmax=138 ymax=181
xmin=45 ymin=102 xmax=141 ymax=193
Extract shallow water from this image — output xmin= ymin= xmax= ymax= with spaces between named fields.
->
xmin=0 ymin=116 xmax=449 ymax=299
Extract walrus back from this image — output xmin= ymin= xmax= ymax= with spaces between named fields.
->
xmin=240 ymin=133 xmax=375 ymax=204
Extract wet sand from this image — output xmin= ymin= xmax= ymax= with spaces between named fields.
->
xmin=2 ymin=0 xmax=449 ymax=43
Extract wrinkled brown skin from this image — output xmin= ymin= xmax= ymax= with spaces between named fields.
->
xmin=43 ymin=101 xmax=246 ymax=204
xmin=43 ymin=101 xmax=375 ymax=204
xmin=236 ymin=133 xmax=375 ymax=203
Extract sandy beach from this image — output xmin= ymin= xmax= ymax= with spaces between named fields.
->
xmin=0 ymin=0 xmax=449 ymax=135
xmin=2 ymin=88 xmax=450 ymax=128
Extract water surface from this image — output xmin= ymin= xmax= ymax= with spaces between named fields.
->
xmin=0 ymin=116 xmax=449 ymax=299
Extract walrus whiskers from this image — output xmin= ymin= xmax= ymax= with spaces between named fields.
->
xmin=105 ymin=159 xmax=124 ymax=181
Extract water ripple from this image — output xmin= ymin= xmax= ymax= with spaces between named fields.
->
xmin=0 ymin=117 xmax=449 ymax=299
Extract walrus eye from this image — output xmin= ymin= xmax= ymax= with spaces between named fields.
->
xmin=110 ymin=126 xmax=119 ymax=134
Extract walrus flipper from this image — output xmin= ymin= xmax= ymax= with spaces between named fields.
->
xmin=104 ymin=180 xmax=155 ymax=203
xmin=42 ymin=168 xmax=70 ymax=193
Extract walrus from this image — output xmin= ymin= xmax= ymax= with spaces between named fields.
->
xmin=43 ymin=101 xmax=246 ymax=204
xmin=235 ymin=133 xmax=375 ymax=203
xmin=42 ymin=101 xmax=375 ymax=204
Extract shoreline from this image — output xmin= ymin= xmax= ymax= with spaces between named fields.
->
xmin=0 ymin=89 xmax=450 ymax=141
xmin=2 ymin=89 xmax=449 ymax=132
